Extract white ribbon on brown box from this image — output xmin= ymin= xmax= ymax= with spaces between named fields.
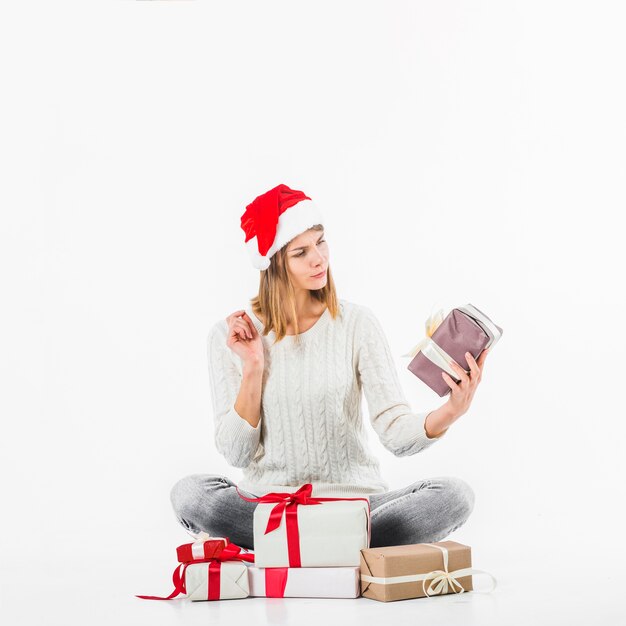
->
xmin=360 ymin=542 xmax=498 ymax=597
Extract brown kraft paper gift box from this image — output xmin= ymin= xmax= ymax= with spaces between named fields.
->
xmin=360 ymin=541 xmax=473 ymax=602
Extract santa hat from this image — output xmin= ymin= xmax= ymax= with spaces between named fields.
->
xmin=240 ymin=183 xmax=325 ymax=270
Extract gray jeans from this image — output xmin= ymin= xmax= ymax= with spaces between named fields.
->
xmin=170 ymin=474 xmax=475 ymax=550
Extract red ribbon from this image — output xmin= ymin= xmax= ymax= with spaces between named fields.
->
xmin=265 ymin=568 xmax=289 ymax=597
xmin=176 ymin=537 xmax=228 ymax=563
xmin=136 ymin=541 xmax=255 ymax=601
xmin=236 ymin=483 xmax=371 ymax=567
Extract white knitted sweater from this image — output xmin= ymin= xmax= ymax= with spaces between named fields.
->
xmin=206 ymin=298 xmax=446 ymax=499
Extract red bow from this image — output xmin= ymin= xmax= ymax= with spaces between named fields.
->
xmin=136 ymin=541 xmax=255 ymax=601
xmin=238 ymin=483 xmax=322 ymax=534
xmin=236 ymin=483 xmax=371 ymax=567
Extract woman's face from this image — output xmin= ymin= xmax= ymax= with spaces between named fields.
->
xmin=285 ymin=228 xmax=329 ymax=289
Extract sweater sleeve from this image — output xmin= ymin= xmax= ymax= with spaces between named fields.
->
xmin=355 ymin=306 xmax=446 ymax=457
xmin=206 ymin=320 xmax=263 ymax=468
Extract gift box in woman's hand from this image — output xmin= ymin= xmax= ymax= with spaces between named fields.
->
xmin=403 ymin=304 xmax=503 ymax=397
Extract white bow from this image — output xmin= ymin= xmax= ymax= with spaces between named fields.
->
xmin=423 ymin=568 xmax=466 ymax=596
xmin=420 ymin=543 xmax=497 ymax=596
xmin=401 ymin=309 xmax=445 ymax=359
xmin=401 ymin=308 xmax=467 ymax=381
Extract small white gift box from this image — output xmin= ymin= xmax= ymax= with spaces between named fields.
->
xmin=184 ymin=560 xmax=250 ymax=601
xmin=136 ymin=540 xmax=254 ymax=602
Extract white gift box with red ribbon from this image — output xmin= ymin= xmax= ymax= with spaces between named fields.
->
xmin=184 ymin=560 xmax=250 ymax=601
xmin=236 ymin=483 xmax=371 ymax=568
xmin=136 ymin=540 xmax=254 ymax=602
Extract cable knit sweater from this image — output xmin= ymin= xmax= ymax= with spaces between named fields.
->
xmin=206 ymin=298 xmax=446 ymax=499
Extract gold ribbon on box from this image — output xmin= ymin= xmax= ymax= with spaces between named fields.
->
xmin=360 ymin=543 xmax=497 ymax=597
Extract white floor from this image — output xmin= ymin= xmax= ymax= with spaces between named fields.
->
xmin=2 ymin=535 xmax=623 ymax=625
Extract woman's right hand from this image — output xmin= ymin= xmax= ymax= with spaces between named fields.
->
xmin=225 ymin=310 xmax=264 ymax=369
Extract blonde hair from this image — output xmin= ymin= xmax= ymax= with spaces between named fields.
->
xmin=250 ymin=224 xmax=340 ymax=346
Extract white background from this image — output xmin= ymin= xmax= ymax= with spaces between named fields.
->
xmin=2 ymin=1 xmax=624 ymax=624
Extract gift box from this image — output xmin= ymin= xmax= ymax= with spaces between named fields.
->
xmin=176 ymin=532 xmax=229 ymax=563
xmin=136 ymin=540 xmax=255 ymax=602
xmin=246 ymin=565 xmax=361 ymax=598
xmin=360 ymin=540 xmax=497 ymax=602
xmin=236 ymin=483 xmax=371 ymax=568
xmin=183 ymin=559 xmax=250 ymax=601
xmin=403 ymin=303 xmax=503 ymax=397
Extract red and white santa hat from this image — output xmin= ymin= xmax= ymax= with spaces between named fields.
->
xmin=240 ymin=183 xmax=325 ymax=270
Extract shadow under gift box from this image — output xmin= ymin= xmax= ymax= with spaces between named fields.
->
xmin=360 ymin=541 xmax=473 ymax=602
xmin=407 ymin=304 xmax=503 ymax=397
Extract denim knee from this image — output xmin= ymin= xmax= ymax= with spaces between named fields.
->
xmin=424 ymin=476 xmax=475 ymax=521
xmin=441 ymin=476 xmax=475 ymax=521
xmin=169 ymin=473 xmax=229 ymax=521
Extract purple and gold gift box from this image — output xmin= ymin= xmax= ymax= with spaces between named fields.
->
xmin=403 ymin=303 xmax=503 ymax=397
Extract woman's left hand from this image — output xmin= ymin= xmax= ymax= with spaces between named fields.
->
xmin=441 ymin=348 xmax=489 ymax=418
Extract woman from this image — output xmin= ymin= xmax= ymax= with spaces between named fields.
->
xmin=170 ymin=183 xmax=489 ymax=550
